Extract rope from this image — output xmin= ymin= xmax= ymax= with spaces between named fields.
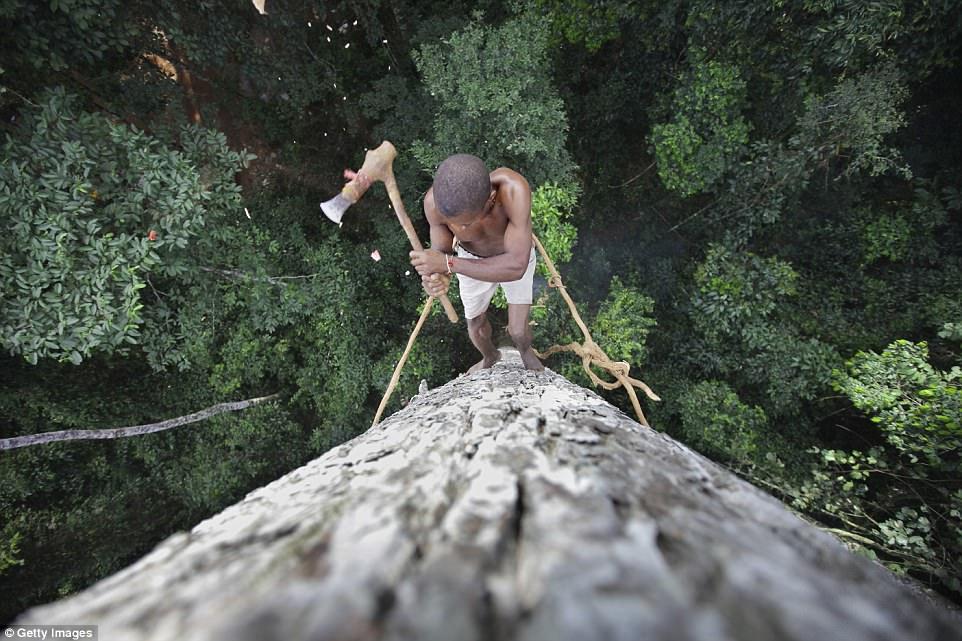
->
xmin=372 ymin=296 xmax=435 ymax=426
xmin=531 ymin=234 xmax=660 ymax=426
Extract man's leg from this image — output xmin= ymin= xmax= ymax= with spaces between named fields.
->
xmin=457 ymin=251 xmax=500 ymax=374
xmin=507 ymin=304 xmax=543 ymax=371
xmin=467 ymin=312 xmax=501 ymax=373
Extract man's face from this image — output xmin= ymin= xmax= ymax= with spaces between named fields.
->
xmin=446 ymin=208 xmax=485 ymax=232
xmin=445 ymin=191 xmax=495 ymax=232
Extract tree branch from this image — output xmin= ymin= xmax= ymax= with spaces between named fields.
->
xmin=0 ymin=393 xmax=281 ymax=451
xmin=200 ymin=266 xmax=321 ymax=285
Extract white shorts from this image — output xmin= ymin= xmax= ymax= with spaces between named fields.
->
xmin=456 ymin=246 xmax=536 ymax=320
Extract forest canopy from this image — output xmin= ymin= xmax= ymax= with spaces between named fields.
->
xmin=1 ymin=0 xmax=960 ymax=621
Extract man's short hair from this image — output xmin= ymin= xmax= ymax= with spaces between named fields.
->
xmin=433 ymin=154 xmax=491 ymax=217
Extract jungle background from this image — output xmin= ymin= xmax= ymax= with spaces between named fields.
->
xmin=1 ymin=0 xmax=961 ymax=621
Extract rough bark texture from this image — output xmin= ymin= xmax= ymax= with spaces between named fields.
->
xmin=15 ymin=350 xmax=962 ymax=640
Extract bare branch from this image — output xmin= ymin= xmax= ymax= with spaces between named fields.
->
xmin=200 ymin=266 xmax=321 ymax=285
xmin=1 ymin=393 xmax=281 ymax=451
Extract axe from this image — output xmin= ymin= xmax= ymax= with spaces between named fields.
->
xmin=321 ymin=141 xmax=458 ymax=323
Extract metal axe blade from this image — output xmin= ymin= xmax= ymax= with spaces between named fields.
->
xmin=320 ymin=193 xmax=351 ymax=224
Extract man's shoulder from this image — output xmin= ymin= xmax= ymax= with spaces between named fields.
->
xmin=491 ymin=167 xmax=529 ymax=184
xmin=491 ymin=167 xmax=531 ymax=200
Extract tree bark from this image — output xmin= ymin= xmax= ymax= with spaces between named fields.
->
xmin=14 ymin=350 xmax=962 ymax=640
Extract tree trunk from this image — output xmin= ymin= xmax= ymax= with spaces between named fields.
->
xmin=14 ymin=350 xmax=962 ymax=640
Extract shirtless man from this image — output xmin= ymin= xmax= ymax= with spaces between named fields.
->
xmin=409 ymin=154 xmax=544 ymax=372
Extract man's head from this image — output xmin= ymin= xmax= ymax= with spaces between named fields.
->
xmin=433 ymin=154 xmax=494 ymax=221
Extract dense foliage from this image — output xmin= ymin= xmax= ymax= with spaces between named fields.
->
xmin=1 ymin=0 xmax=960 ymax=621
xmin=0 ymin=88 xmax=253 ymax=368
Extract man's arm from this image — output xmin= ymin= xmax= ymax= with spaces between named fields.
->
xmin=421 ymin=189 xmax=454 ymax=297
xmin=424 ymin=189 xmax=455 ymax=254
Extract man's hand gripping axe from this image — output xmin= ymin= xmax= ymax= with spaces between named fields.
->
xmin=321 ymin=141 xmax=458 ymax=323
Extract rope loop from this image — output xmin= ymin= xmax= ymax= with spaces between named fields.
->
xmin=547 ymin=275 xmax=565 ymax=289
xmin=531 ymin=235 xmax=660 ymax=426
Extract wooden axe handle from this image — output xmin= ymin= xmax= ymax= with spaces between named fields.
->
xmin=344 ymin=141 xmax=458 ymax=323
xmin=383 ymin=177 xmax=459 ymax=324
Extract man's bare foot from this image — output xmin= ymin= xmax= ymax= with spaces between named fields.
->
xmin=468 ymin=352 xmax=502 ymax=374
xmin=520 ymin=348 xmax=544 ymax=371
